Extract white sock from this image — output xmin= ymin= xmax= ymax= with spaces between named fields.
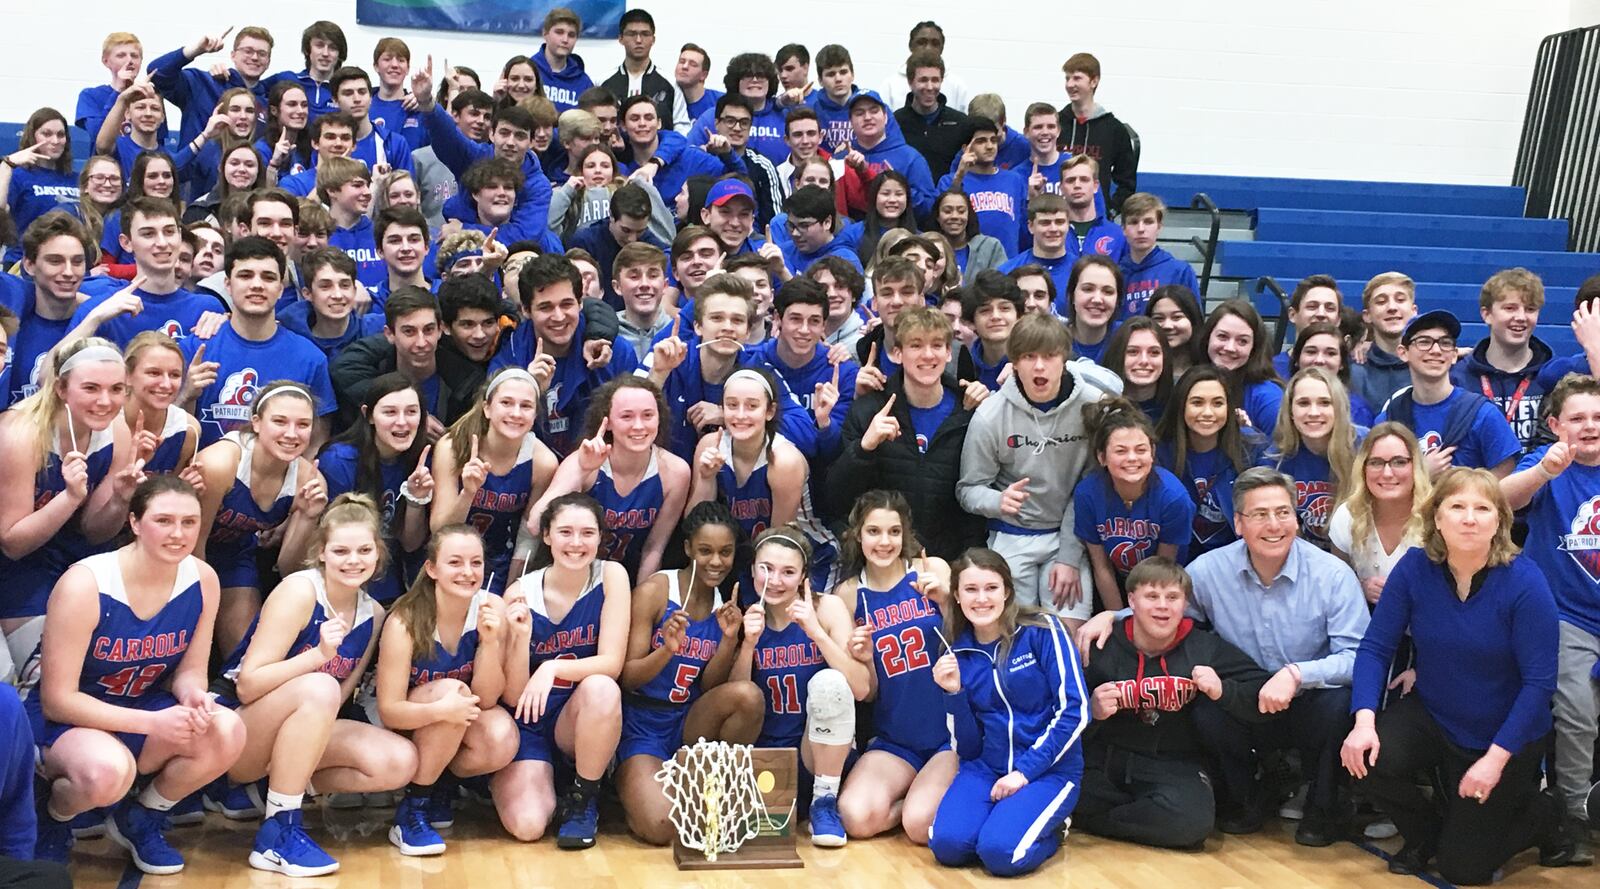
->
xmin=813 ymin=775 xmax=840 ymax=801
xmin=138 ymin=785 xmax=179 ymax=812
xmin=264 ymin=790 xmax=304 ymax=819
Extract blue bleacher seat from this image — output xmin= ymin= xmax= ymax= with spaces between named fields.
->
xmin=1141 ymin=172 xmax=1528 ymax=218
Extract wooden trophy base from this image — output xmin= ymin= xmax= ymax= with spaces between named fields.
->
xmin=673 ymin=836 xmax=804 ymax=870
xmin=669 ymin=747 xmax=803 ymax=870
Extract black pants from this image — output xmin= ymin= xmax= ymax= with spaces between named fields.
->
xmin=1360 ymin=695 xmax=1554 ymax=886
xmin=1191 ymin=686 xmax=1352 ymax=820
xmin=0 ymin=858 xmax=69 ymax=889
xmin=1076 ymin=744 xmax=1214 ymax=848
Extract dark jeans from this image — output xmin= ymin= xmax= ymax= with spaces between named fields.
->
xmin=1191 ymin=685 xmax=1352 ymax=820
xmin=0 ymin=858 xmax=69 ymax=889
xmin=1360 ymin=695 xmax=1554 ymax=886
xmin=1076 ymin=744 xmax=1215 ymax=848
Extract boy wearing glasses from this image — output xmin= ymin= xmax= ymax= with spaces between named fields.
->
xmin=600 ymin=9 xmax=688 ymax=133
xmin=1377 ymin=309 xmax=1521 ymax=478
xmin=778 ymin=186 xmax=856 ymax=272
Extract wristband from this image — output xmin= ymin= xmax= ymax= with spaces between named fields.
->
xmin=1537 ymin=463 xmax=1558 ymax=481
xmin=400 ymin=479 xmax=433 ymax=505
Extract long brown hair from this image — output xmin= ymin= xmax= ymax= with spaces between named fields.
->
xmin=945 ymin=547 xmax=1053 ymax=664
xmin=390 ymin=524 xmax=483 ymax=658
xmin=838 ymin=489 xmax=923 ymax=579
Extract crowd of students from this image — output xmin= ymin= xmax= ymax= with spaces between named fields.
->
xmin=0 ymin=7 xmax=1596 ymax=886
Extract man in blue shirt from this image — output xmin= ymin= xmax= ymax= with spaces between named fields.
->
xmin=1060 ymin=154 xmax=1126 ymax=264
xmin=1078 ymin=467 xmax=1369 ymax=845
xmin=675 ymin=43 xmax=722 ymax=128
xmin=999 ymin=194 xmax=1075 ymax=297
xmin=533 ymin=8 xmax=594 ymax=113
xmin=270 ymin=20 xmax=344 ymax=121
xmin=567 ymin=183 xmax=670 ymax=309
xmin=938 ymin=117 xmax=1028 ymax=256
xmin=1271 ymin=275 xmax=1342 ymax=377
xmin=1376 ymin=310 xmax=1522 ymax=478
xmin=778 ymin=186 xmax=859 ymax=274
xmin=147 ymin=26 xmax=276 ymax=148
xmin=70 ymin=197 xmax=224 ymax=346
xmin=329 ymin=67 xmax=413 ymax=176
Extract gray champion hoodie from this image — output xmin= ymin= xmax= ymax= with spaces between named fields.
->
xmin=957 ymin=359 xmax=1122 ymax=567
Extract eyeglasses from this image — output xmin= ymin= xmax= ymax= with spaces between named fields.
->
xmin=235 ymin=47 xmax=270 ymax=60
xmin=787 ymin=218 xmax=822 ymax=234
xmin=85 ymin=174 xmax=121 ymax=185
xmin=1242 ymin=507 xmax=1296 ymax=524
xmin=717 ymin=116 xmax=752 ymax=130
xmin=1406 ymin=335 xmax=1455 ymax=353
xmin=1365 ymin=456 xmax=1414 ymax=472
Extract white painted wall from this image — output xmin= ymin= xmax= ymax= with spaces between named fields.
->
xmin=0 ymin=0 xmax=1589 ymax=185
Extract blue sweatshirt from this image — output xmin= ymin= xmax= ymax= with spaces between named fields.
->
xmin=276 ymin=301 xmax=386 ymax=364
xmin=642 ymin=342 xmax=819 ymax=462
xmin=146 ymin=48 xmax=269 ymax=171
xmin=423 ymin=104 xmax=553 ymax=233
xmin=3 ymin=166 xmax=79 ymax=264
xmin=849 ymin=91 xmax=936 ymax=218
xmin=1067 ymin=215 xmax=1128 ymax=265
xmin=938 ymin=168 xmax=1028 ymax=256
xmin=369 ymin=95 xmax=427 ymax=148
xmin=943 ymin=618 xmax=1089 ymax=780
xmin=328 ymin=216 xmax=385 ymax=288
xmin=1120 ymin=247 xmax=1200 ymax=318
xmin=533 ymin=46 xmax=594 ymax=113
xmin=1353 ymin=548 xmax=1557 ymax=754
xmin=1516 ymin=446 xmax=1600 ymax=637
xmin=998 ymin=250 xmax=1075 ymax=309
xmin=749 ymin=339 xmax=859 ymax=461
xmin=618 ymin=132 xmax=736 ymax=222
xmin=690 ymin=98 xmax=788 ymax=165
xmin=685 ymin=88 xmax=723 ymax=124
xmin=0 ymin=685 xmax=35 ymax=859
xmin=1449 ymin=336 xmax=1553 ymax=448
xmin=805 ymin=88 xmax=907 ymax=150
xmin=1351 ymin=345 xmax=1410 ymax=412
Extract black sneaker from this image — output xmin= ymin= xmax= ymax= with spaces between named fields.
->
xmin=1388 ymin=841 xmax=1434 ymax=875
xmin=1216 ymin=802 xmax=1264 ymax=835
xmin=1537 ymin=791 xmax=1582 ymax=868
xmin=1294 ymin=813 xmax=1349 ymax=848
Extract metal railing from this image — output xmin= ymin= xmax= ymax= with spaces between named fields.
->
xmin=1254 ymin=276 xmax=1291 ymax=351
xmin=1514 ymin=25 xmax=1600 ymax=252
xmin=1188 ymin=193 xmax=1222 ymax=298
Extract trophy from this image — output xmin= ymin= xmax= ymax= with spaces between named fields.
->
xmin=654 ymin=739 xmax=803 ymax=870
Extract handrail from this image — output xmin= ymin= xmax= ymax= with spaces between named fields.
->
xmin=1514 ymin=25 xmax=1600 ymax=251
xmin=1189 ymin=193 xmax=1222 ymax=298
xmin=1254 ymin=276 xmax=1291 ymax=352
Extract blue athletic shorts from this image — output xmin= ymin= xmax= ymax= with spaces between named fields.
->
xmin=511 ymin=696 xmax=572 ymax=763
xmin=866 ymin=736 xmax=950 ymax=771
xmin=28 ymin=690 xmax=178 ymax=760
xmin=618 ymin=697 xmax=689 ymax=762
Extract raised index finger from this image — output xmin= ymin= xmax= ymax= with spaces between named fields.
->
xmin=866 ymin=342 xmax=878 ymax=367
xmin=189 ymin=342 xmax=207 ymax=365
xmin=219 ymin=25 xmax=234 ymax=41
xmin=831 ymin=360 xmax=840 ymax=388
xmin=416 ymin=444 xmax=432 ymax=470
xmin=876 ymin=393 xmax=897 ymax=416
xmin=470 ymin=434 xmax=480 ymax=461
xmin=671 ymin=313 xmax=681 ymax=340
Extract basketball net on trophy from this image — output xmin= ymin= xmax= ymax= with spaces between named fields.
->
xmin=654 ymin=739 xmax=803 ymax=869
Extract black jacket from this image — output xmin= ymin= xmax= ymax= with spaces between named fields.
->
xmin=600 ymin=63 xmax=680 ymax=133
xmin=852 ymin=324 xmax=978 ymax=387
xmin=329 ymin=334 xmax=477 ymax=429
xmin=827 ymin=374 xmax=984 ymax=560
xmin=1056 ymin=105 xmax=1137 ymax=215
xmin=894 ymin=97 xmax=969 ymax=189
xmin=1083 ymin=617 xmax=1271 ymax=759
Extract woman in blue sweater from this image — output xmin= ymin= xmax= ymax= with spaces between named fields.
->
xmin=1341 ymin=468 xmax=1574 ymax=881
xmin=929 ymin=548 xmax=1088 ymax=877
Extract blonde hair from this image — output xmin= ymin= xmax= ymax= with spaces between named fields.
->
xmin=1361 ymin=272 xmax=1414 ymax=308
xmin=1270 ymin=367 xmax=1359 ymax=503
xmin=307 ymin=492 xmax=390 ymax=577
xmin=1421 ymin=467 xmax=1519 ymax=567
xmin=1120 ymin=192 xmax=1166 ymax=223
xmin=13 ymin=337 xmax=122 ymax=464
xmin=1339 ymin=421 xmax=1430 ymax=555
xmin=1063 ymin=153 xmax=1100 ymax=178
xmin=390 ymin=525 xmax=482 ymax=659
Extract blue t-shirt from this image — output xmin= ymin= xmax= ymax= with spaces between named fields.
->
xmin=1159 ymin=443 xmax=1243 ymax=561
xmin=936 ymin=168 xmax=1028 ymax=255
xmin=906 ymin=390 xmax=956 ymax=453
xmin=4 ymin=167 xmax=78 ymax=264
xmin=1517 ymin=446 xmax=1600 ymax=637
xmin=177 ymin=323 xmax=338 ymax=447
xmin=1375 ymin=388 xmax=1522 ymax=471
xmin=69 ymin=283 xmax=222 ymax=347
xmin=1072 ymin=467 xmax=1195 ymax=585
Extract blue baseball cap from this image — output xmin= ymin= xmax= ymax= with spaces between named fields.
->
xmin=706 ymin=179 xmax=756 ymax=208
xmin=1400 ymin=309 xmax=1461 ymax=345
xmin=847 ymin=90 xmax=888 ymax=113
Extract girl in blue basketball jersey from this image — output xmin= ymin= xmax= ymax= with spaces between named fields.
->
xmin=194 ymin=382 xmax=328 ymax=657
xmin=495 ymin=494 xmax=630 ymax=849
xmin=1262 ymin=368 xmax=1364 ymax=550
xmin=320 ymin=375 xmax=433 ymax=604
xmin=0 ymin=337 xmax=143 ymax=653
xmin=617 ymin=503 xmax=765 ymax=846
xmin=732 ymin=526 xmax=870 ymax=848
xmin=689 ymin=368 xmax=840 ymax=598
xmin=1156 ymin=367 xmax=1265 ymax=562
xmin=530 ymin=377 xmax=690 ymax=582
xmin=832 ymin=490 xmax=957 ymax=845
xmin=29 ymin=476 xmax=246 ymax=873
xmin=123 ymin=333 xmax=201 ymax=478
xmin=374 ymin=526 xmax=519 ymax=857
xmin=216 ymin=495 xmax=418 ymax=876
xmin=928 ymin=548 xmax=1088 ymax=877
xmin=432 ymin=369 xmax=558 ymax=593
xmin=1074 ymin=399 xmax=1195 ymax=612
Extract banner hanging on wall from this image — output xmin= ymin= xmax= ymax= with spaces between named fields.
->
xmin=355 ymin=0 xmax=623 ymax=38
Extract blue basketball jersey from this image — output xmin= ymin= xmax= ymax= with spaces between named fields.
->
xmin=590 ymin=451 xmax=665 ymax=577
xmin=408 ymin=588 xmax=492 ymax=688
xmin=50 ymin=552 xmax=203 ymax=705
xmin=752 ymin=615 xmax=826 ymax=748
xmin=855 ymin=569 xmax=947 ymax=752
xmin=220 ymin=569 xmax=377 ymax=689
xmin=206 ymin=432 xmax=298 ymax=554
xmin=0 ymin=425 xmax=116 ymax=619
xmin=715 ymin=433 xmax=840 ymax=591
xmin=318 ymin=441 xmax=410 ymax=603
xmin=1267 ymin=446 xmax=1342 ymax=550
xmin=521 ymin=564 xmax=605 ymax=711
xmin=1158 ymin=443 xmax=1241 ymax=562
xmin=633 ymin=571 xmax=724 ymax=706
xmin=465 ymin=434 xmax=538 ymax=594
xmin=142 ymin=405 xmax=193 ymax=476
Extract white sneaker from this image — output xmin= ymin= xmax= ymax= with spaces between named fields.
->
xmin=1363 ymin=818 xmax=1398 ymax=840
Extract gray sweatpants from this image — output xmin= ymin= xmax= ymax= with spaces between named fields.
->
xmin=1554 ymin=620 xmax=1600 ymax=819
xmin=987 ymin=529 xmax=1091 ymax=620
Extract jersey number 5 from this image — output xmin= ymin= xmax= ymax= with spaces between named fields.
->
xmin=669 ymin=663 xmax=701 ymax=703
xmin=875 ymin=626 xmax=931 ymax=677
xmin=97 ymin=664 xmax=167 ymax=698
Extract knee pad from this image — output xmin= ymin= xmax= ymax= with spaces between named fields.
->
xmin=805 ymin=669 xmax=854 ymax=746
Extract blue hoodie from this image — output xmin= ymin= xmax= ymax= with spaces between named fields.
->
xmin=533 ymin=46 xmax=594 ymax=113
xmin=849 ymin=91 xmax=936 ymax=219
xmin=749 ymin=339 xmax=860 ymax=461
xmin=944 ymin=618 xmax=1088 ymax=780
xmin=1450 ymin=335 xmax=1553 ymax=448
xmin=618 ymin=130 xmax=737 ymax=220
xmin=689 ymin=98 xmax=788 ymax=165
xmin=804 ymin=88 xmax=906 ymax=150
xmin=328 ymin=216 xmax=385 ymax=289
xmin=276 ymin=301 xmax=386 ymax=363
xmin=1067 ymin=215 xmax=1127 ymax=265
xmin=1119 ymin=246 xmax=1199 ymax=317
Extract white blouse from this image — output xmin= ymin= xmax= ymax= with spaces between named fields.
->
xmin=1327 ymin=503 xmax=1419 ymax=581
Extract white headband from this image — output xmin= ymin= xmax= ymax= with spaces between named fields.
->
xmin=58 ymin=345 xmax=123 ymax=376
xmin=488 ymin=368 xmax=541 ymax=400
xmin=725 ymin=368 xmax=774 ymax=399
